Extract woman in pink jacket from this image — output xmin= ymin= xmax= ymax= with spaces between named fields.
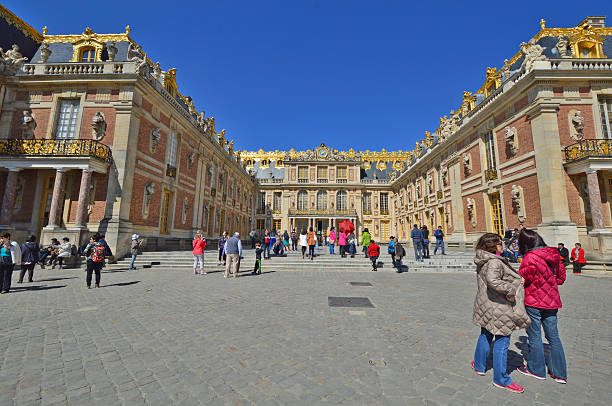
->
xmin=328 ymin=227 xmax=337 ymax=255
xmin=192 ymin=233 xmax=207 ymax=275
xmin=517 ymin=229 xmax=567 ymax=384
xmin=338 ymin=230 xmax=347 ymax=258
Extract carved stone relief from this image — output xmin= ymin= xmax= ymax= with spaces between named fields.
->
xmin=504 ymin=126 xmax=518 ymax=155
xmin=568 ymin=110 xmax=585 ymax=141
xmin=142 ymin=182 xmax=155 ymax=218
xmin=150 ymin=127 xmax=161 ymax=153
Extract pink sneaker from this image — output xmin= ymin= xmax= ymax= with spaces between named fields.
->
xmin=548 ymin=373 xmax=567 ymax=384
xmin=493 ymin=382 xmax=524 ymax=393
xmin=471 ymin=361 xmax=485 ymax=376
xmin=200 ymin=270 xmax=207 ymax=275
xmin=518 ymin=366 xmax=545 ymax=380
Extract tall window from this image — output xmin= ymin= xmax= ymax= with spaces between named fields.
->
xmin=166 ymin=132 xmax=178 ymax=166
xmin=317 ymin=166 xmax=328 ymax=182
xmin=298 ymin=166 xmax=309 ymax=183
xmin=380 ymin=193 xmax=389 ymax=214
xmin=484 ymin=130 xmax=497 ymax=171
xmin=336 ymin=191 xmax=347 ymax=211
xmin=316 ymin=191 xmax=327 ymax=210
xmin=599 ymin=97 xmax=612 ymax=139
xmin=362 ymin=193 xmax=372 ymax=213
xmin=297 ymin=191 xmax=308 ymax=210
xmin=336 ymin=166 xmax=347 ymax=183
xmin=273 ymin=192 xmax=281 ymax=211
xmin=54 ymin=100 xmax=80 ymax=139
xmin=258 ymin=192 xmax=266 ymax=211
xmin=80 ymin=47 xmax=95 ymax=62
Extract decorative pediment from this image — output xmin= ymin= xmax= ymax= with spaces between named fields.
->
xmin=69 ymin=27 xmax=105 ymax=62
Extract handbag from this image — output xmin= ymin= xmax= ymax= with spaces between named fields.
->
xmin=0 ymin=255 xmax=12 ymax=265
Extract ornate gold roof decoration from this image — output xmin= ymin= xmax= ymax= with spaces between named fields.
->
xmin=0 ymin=4 xmax=43 ymax=42
xmin=43 ymin=25 xmax=132 ymax=44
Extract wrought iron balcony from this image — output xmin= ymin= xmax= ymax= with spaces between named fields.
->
xmin=0 ymin=138 xmax=112 ymax=162
xmin=564 ymin=139 xmax=612 ymax=163
xmin=484 ymin=168 xmax=498 ymax=181
xmin=166 ymin=164 xmax=177 ymax=178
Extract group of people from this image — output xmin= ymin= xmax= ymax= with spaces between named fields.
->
xmin=410 ymin=224 xmax=445 ymax=261
xmin=471 ymin=229 xmax=567 ymax=393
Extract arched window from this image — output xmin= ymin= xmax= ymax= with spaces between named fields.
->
xmin=297 ymin=191 xmax=308 ymax=211
xmin=80 ymin=47 xmax=96 ymax=62
xmin=316 ymin=191 xmax=327 ymax=211
xmin=336 ymin=191 xmax=347 ymax=211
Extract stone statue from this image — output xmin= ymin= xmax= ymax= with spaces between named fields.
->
xmin=0 ymin=44 xmax=29 ymax=75
xmin=185 ymin=96 xmax=196 ymax=115
xmin=143 ymin=182 xmax=155 ymax=218
xmin=20 ymin=110 xmax=36 ymax=139
xmin=228 ymin=140 xmax=234 ymax=156
xmin=502 ymin=58 xmax=512 ymax=81
xmin=427 ymin=176 xmax=434 ymax=194
xmin=519 ymin=39 xmax=546 ymax=73
xmin=127 ymin=43 xmax=148 ymax=75
xmin=555 ymin=36 xmax=568 ymax=58
xmin=416 ymin=182 xmax=421 ymax=199
xmin=466 ymin=198 xmax=476 ymax=227
xmin=91 ymin=111 xmax=106 ymax=141
xmin=441 ymin=166 xmax=448 ymax=186
xmin=39 ymin=43 xmax=51 ymax=63
xmin=504 ymin=126 xmax=518 ymax=154
xmin=187 ymin=152 xmax=196 ymax=169
xmin=182 ymin=197 xmax=189 ymax=224
xmin=106 ymin=41 xmax=118 ymax=62
xmin=13 ymin=176 xmax=24 ymax=214
xmin=462 ymin=153 xmax=472 ymax=175
xmin=439 ymin=117 xmax=451 ymax=141
xmin=197 ymin=111 xmax=208 ymax=132
xmin=150 ymin=127 xmax=161 ymax=153
xmin=152 ymin=62 xmax=162 ymax=81
xmin=511 ymin=184 xmax=526 ymax=222
xmin=570 ymin=111 xmax=585 ymax=140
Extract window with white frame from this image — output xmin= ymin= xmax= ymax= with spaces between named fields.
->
xmin=599 ymin=97 xmax=612 ymax=139
xmin=484 ymin=130 xmax=497 ymax=171
xmin=54 ymin=100 xmax=80 ymax=139
xmin=258 ymin=192 xmax=266 ymax=210
xmin=166 ymin=132 xmax=178 ymax=166
xmin=297 ymin=191 xmax=308 ymax=210
xmin=336 ymin=190 xmax=347 ymax=210
xmin=273 ymin=192 xmax=281 ymax=211
xmin=380 ymin=193 xmax=389 ymax=213
xmin=362 ymin=193 xmax=372 ymax=212
xmin=316 ymin=191 xmax=327 ymax=210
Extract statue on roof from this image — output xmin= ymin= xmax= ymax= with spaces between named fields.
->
xmin=519 ymin=38 xmax=546 ymax=73
xmin=152 ymin=62 xmax=162 ymax=81
xmin=127 ymin=43 xmax=148 ymax=75
xmin=39 ymin=43 xmax=51 ymax=63
xmin=501 ymin=59 xmax=512 ymax=81
xmin=0 ymin=44 xmax=28 ymax=75
xmin=185 ymin=96 xmax=196 ymax=115
xmin=555 ymin=36 xmax=569 ymax=58
xmin=106 ymin=41 xmax=118 ymax=62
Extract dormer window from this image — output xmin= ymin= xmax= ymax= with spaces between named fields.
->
xmin=80 ymin=47 xmax=96 ymax=62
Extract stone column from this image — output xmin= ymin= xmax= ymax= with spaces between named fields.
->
xmin=46 ymin=169 xmax=66 ymax=228
xmin=0 ymin=169 xmax=21 ymax=227
xmin=586 ymin=169 xmax=606 ymax=230
xmin=74 ymin=169 xmax=92 ymax=228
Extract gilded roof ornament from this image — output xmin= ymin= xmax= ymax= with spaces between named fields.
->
xmin=42 ymin=26 xmax=48 ymax=35
xmin=540 ymin=19 xmax=546 ymax=30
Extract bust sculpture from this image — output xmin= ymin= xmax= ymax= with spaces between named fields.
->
xmin=20 ymin=110 xmax=36 ymax=139
xmin=91 ymin=112 xmax=106 ymax=141
xmin=106 ymin=41 xmax=118 ymax=62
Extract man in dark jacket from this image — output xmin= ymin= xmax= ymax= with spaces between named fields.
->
xmin=557 ymin=243 xmax=569 ymax=267
xmin=410 ymin=225 xmax=423 ymax=262
xmin=19 ymin=235 xmax=39 ymax=283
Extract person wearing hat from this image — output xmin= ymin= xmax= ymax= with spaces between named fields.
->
xmin=129 ymin=234 xmax=143 ymax=270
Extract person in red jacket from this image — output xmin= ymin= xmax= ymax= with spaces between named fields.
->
xmin=192 ymin=233 xmax=207 ymax=275
xmin=517 ymin=229 xmax=567 ymax=384
xmin=570 ymin=242 xmax=586 ymax=274
xmin=366 ymin=240 xmax=380 ymax=271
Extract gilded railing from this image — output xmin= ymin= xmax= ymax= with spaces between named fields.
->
xmin=564 ymin=139 xmax=612 ymax=162
xmin=166 ymin=164 xmax=177 ymax=178
xmin=484 ymin=168 xmax=498 ymax=181
xmin=0 ymin=138 xmax=112 ymax=162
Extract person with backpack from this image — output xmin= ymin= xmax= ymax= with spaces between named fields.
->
xmin=361 ymin=228 xmax=372 ymax=258
xmin=307 ymin=227 xmax=317 ymax=261
xmin=388 ymin=236 xmax=396 ymax=268
xmin=433 ymin=226 xmax=445 ymax=255
xmin=299 ymin=229 xmax=308 ymax=259
xmin=129 ymin=234 xmax=143 ymax=270
xmin=395 ymin=239 xmax=405 ymax=272
xmin=347 ymin=232 xmax=357 ymax=257
xmin=517 ymin=229 xmax=567 ymax=384
xmin=83 ymin=233 xmax=106 ymax=288
xmin=421 ymin=225 xmax=430 ymax=259
xmin=291 ymin=230 xmax=298 ymax=251
xmin=338 ymin=229 xmax=347 ymax=258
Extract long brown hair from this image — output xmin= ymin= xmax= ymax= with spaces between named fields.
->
xmin=476 ymin=233 xmax=501 ymax=254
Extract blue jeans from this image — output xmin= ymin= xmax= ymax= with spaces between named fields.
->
xmin=129 ymin=254 xmax=137 ymax=269
xmin=412 ymin=241 xmax=422 ymax=261
xmin=525 ymin=306 xmax=567 ymax=380
xmin=434 ymin=239 xmax=444 ymax=254
xmin=474 ymin=327 xmax=513 ymax=386
xmin=308 ymin=245 xmax=315 ymax=257
xmin=329 ymin=243 xmax=335 ymax=254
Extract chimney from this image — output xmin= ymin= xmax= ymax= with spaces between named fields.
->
xmin=578 ymin=16 xmax=606 ymax=28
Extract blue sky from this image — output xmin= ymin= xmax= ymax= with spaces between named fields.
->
xmin=9 ymin=0 xmax=610 ymax=151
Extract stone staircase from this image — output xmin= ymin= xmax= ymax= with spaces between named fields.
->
xmin=109 ymin=246 xmax=477 ymax=273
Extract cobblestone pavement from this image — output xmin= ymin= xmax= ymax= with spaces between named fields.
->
xmin=0 ymin=264 xmax=610 ymax=406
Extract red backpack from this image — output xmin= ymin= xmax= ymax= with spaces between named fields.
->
xmin=91 ymin=243 xmax=105 ymax=263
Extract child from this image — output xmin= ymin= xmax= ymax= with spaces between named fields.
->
xmin=367 ymin=239 xmax=380 ymax=272
xmin=252 ymin=243 xmax=263 ymax=275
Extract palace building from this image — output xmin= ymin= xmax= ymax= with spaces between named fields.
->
xmin=1 ymin=5 xmax=612 ymax=261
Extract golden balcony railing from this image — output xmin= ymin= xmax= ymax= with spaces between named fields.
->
xmin=437 ymin=191 xmax=443 ymax=199
xmin=484 ymin=168 xmax=498 ymax=181
xmin=166 ymin=164 xmax=177 ymax=178
xmin=0 ymin=138 xmax=112 ymax=162
xmin=564 ymin=139 xmax=612 ymax=163
xmin=288 ymin=208 xmax=357 ymax=216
